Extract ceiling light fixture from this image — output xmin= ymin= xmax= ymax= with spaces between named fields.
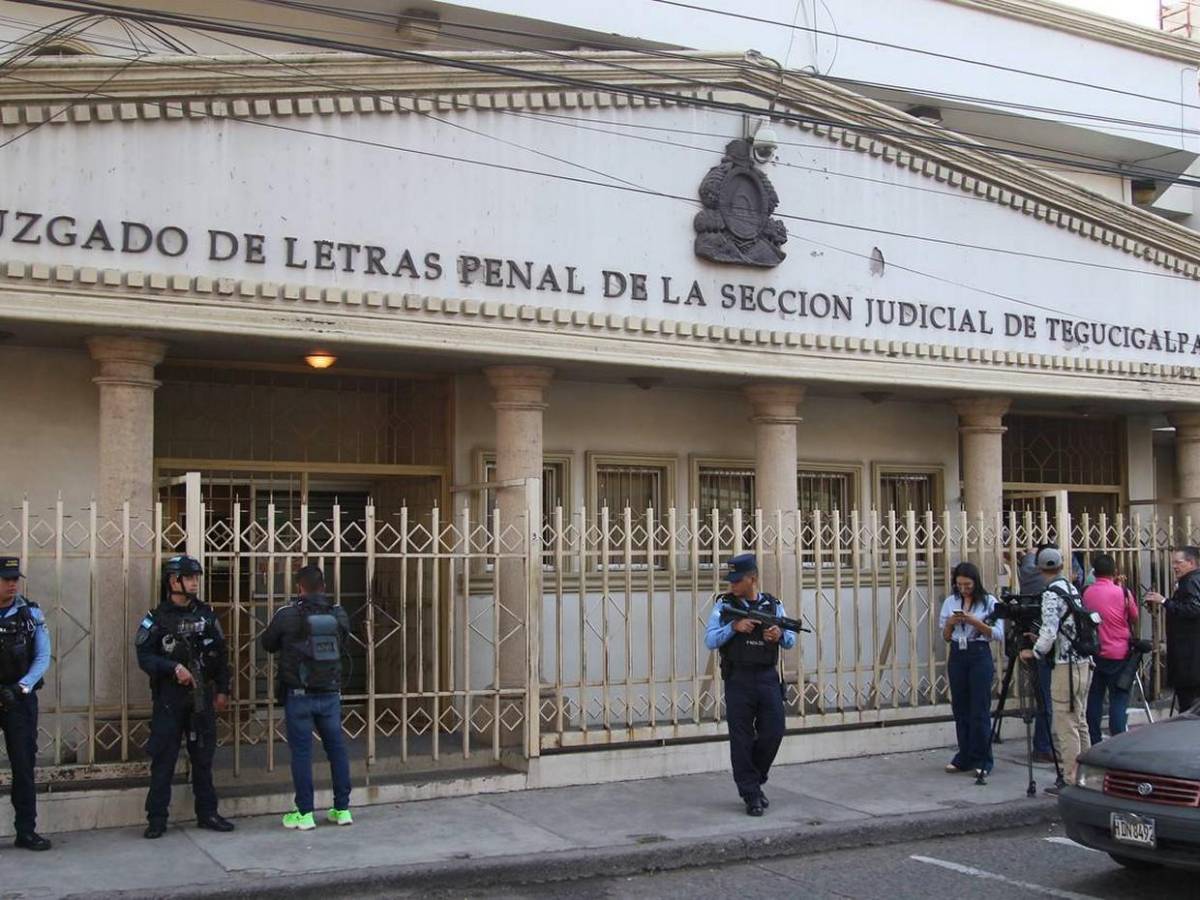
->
xmin=304 ymin=352 xmax=337 ymax=370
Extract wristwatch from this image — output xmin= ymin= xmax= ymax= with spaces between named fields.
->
xmin=18 ymin=683 xmax=30 ymax=694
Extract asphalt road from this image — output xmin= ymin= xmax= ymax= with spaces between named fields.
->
xmin=377 ymin=822 xmax=1194 ymax=899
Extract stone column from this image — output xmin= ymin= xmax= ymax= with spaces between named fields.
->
xmin=1168 ymin=411 xmax=1200 ymax=536
xmin=744 ymin=383 xmax=805 ymax=595
xmin=484 ymin=366 xmax=552 ymax=697
xmin=87 ymin=336 xmax=167 ymax=721
xmin=954 ymin=397 xmax=1010 ymax=583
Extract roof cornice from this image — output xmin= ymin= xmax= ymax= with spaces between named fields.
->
xmin=3 ymin=49 xmax=1199 ymax=278
xmin=944 ymin=0 xmax=1200 ymax=65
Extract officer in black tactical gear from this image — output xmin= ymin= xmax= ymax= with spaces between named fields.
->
xmin=262 ymin=565 xmax=353 ymax=831
xmin=704 ymin=554 xmax=796 ymax=816
xmin=0 ymin=557 xmax=52 ymax=850
xmin=136 ymin=554 xmax=235 ymax=839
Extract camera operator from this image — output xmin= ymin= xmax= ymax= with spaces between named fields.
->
xmin=1018 ymin=547 xmax=1091 ymax=792
xmin=939 ymin=562 xmax=1003 ymax=778
xmin=1082 ymin=554 xmax=1139 ymax=743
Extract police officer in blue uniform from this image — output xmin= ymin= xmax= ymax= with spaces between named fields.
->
xmin=0 ymin=557 xmax=52 ymax=850
xmin=705 ymin=553 xmax=796 ymax=816
xmin=136 ymin=555 xmax=235 ymax=839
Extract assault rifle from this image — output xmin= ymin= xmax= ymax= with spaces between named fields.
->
xmin=720 ymin=604 xmax=812 ymax=634
xmin=167 ymin=620 xmax=209 ymax=746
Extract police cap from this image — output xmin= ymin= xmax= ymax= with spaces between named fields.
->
xmin=0 ymin=557 xmax=23 ymax=579
xmin=163 ymin=555 xmax=204 ymax=577
xmin=724 ymin=553 xmax=758 ymax=583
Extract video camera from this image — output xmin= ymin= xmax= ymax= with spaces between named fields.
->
xmin=984 ymin=590 xmax=1043 ymax=627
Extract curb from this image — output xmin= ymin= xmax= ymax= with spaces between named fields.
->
xmin=79 ymin=797 xmax=1059 ymax=899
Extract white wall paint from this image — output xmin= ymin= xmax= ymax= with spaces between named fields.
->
xmin=2 ymin=103 xmax=1194 ymax=370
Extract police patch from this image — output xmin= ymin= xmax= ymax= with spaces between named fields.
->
xmin=140 ymin=615 xmax=154 ymax=630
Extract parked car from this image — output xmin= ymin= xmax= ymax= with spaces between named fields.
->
xmin=1058 ymin=709 xmax=1200 ymax=871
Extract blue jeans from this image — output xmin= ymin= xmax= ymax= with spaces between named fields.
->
xmin=1086 ymin=656 xmax=1130 ymax=745
xmin=284 ymin=692 xmax=351 ymax=815
xmin=948 ymin=642 xmax=994 ymax=773
xmin=1033 ymin=656 xmax=1054 ymax=754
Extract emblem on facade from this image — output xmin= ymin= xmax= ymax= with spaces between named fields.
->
xmin=1136 ymin=782 xmax=1154 ymax=796
xmin=693 ymin=138 xmax=787 ymax=268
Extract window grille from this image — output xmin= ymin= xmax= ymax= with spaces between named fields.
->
xmin=481 ymin=456 xmax=569 ymax=568
xmin=1002 ymin=414 xmax=1120 ymax=487
xmin=879 ymin=471 xmax=937 ymax=513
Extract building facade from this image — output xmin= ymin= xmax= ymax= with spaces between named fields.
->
xmin=1 ymin=0 xmax=1199 ymax=795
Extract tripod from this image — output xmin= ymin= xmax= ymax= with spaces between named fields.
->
xmin=990 ymin=644 xmax=1064 ymax=795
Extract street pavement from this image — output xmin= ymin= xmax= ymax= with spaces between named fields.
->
xmin=1 ymin=745 xmax=1068 ymax=898
xmin=386 ymin=824 xmax=1194 ymax=899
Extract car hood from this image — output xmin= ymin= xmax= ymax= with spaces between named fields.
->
xmin=1081 ymin=714 xmax=1200 ymax=779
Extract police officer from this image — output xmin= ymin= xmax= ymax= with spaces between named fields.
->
xmin=0 ymin=557 xmax=51 ymax=850
xmin=262 ymin=565 xmax=352 ymax=831
xmin=136 ymin=555 xmax=235 ymax=839
xmin=704 ymin=553 xmax=796 ymax=816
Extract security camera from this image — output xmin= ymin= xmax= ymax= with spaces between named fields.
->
xmin=751 ymin=124 xmax=779 ymax=164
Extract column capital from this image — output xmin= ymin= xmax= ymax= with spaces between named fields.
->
xmin=485 ymin=365 xmax=553 ymax=411
xmin=743 ymin=383 xmax=805 ymax=425
xmin=1168 ymin=410 xmax=1200 ymax=436
xmin=953 ymin=396 xmax=1010 ymax=434
xmin=87 ymin=335 xmax=167 ymax=389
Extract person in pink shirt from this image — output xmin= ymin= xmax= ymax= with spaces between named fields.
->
xmin=1082 ymin=554 xmax=1139 ymax=744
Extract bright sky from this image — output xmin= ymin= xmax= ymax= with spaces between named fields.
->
xmin=1053 ymin=0 xmax=1162 ymax=28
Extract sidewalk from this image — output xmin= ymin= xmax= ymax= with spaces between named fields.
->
xmin=7 ymin=745 xmax=1059 ymax=899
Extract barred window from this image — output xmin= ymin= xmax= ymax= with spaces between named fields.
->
xmin=877 ymin=468 xmax=942 ymax=514
xmin=1002 ymin=414 xmax=1120 ymax=487
xmin=798 ymin=470 xmax=854 ymax=517
xmin=697 ymin=466 xmax=754 ymax=517
xmin=589 ymin=455 xmax=676 ymax=568
xmin=480 ymin=453 xmax=570 ymax=568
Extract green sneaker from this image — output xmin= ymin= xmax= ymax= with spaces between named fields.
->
xmin=327 ymin=808 xmax=353 ymax=826
xmin=282 ymin=810 xmax=315 ymax=831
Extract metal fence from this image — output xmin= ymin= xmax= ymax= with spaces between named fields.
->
xmin=0 ymin=488 xmax=1190 ymax=780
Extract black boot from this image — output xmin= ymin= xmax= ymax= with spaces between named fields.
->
xmin=144 ymin=821 xmax=167 ymax=839
xmin=745 ymin=796 xmax=765 ymax=817
xmin=197 ymin=813 xmax=235 ymax=832
xmin=759 ymin=791 xmax=769 ymax=809
xmin=14 ymin=832 xmax=51 ymax=851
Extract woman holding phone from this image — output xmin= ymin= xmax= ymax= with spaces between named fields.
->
xmin=939 ymin=562 xmax=1004 ymax=777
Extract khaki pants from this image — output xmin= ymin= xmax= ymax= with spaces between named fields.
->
xmin=1050 ymin=660 xmax=1091 ymax=779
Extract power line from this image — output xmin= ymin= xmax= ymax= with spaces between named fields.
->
xmin=10 ymin=0 xmax=1200 ymax=191
xmin=648 ymin=0 xmax=1200 ymax=112
xmin=1 ymin=59 xmax=1194 ymax=298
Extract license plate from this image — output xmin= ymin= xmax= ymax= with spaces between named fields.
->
xmin=1111 ymin=812 xmax=1156 ymax=848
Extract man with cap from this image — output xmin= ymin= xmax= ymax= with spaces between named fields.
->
xmin=262 ymin=565 xmax=353 ymax=831
xmin=137 ymin=554 xmax=235 ymax=839
xmin=0 ymin=558 xmax=51 ymax=850
xmin=1019 ymin=546 xmax=1090 ymax=791
xmin=704 ymin=553 xmax=796 ymax=816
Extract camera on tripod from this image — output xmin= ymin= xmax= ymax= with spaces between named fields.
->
xmin=985 ymin=590 xmax=1042 ymax=652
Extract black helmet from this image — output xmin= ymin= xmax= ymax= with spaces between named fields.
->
xmin=161 ymin=555 xmax=204 ymax=603
xmin=164 ymin=555 xmax=204 ymax=577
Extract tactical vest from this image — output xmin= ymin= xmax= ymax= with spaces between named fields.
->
xmin=718 ymin=592 xmax=780 ymax=669
xmin=290 ymin=601 xmax=342 ymax=692
xmin=0 ymin=602 xmax=39 ymax=687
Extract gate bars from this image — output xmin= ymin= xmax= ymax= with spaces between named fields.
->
xmin=0 ymin=494 xmax=1188 ymax=774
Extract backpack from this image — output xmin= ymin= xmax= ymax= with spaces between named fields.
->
xmin=292 ymin=602 xmax=342 ymax=690
xmin=1047 ymin=582 xmax=1101 ymax=659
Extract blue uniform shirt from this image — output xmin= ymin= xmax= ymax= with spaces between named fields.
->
xmin=705 ymin=594 xmax=798 ymax=651
xmin=0 ymin=596 xmax=50 ymax=691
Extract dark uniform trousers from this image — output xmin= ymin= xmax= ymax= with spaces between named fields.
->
xmin=724 ymin=664 xmax=786 ymax=800
xmin=1 ymin=692 xmax=39 ymax=834
xmin=145 ymin=695 xmax=218 ymax=824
